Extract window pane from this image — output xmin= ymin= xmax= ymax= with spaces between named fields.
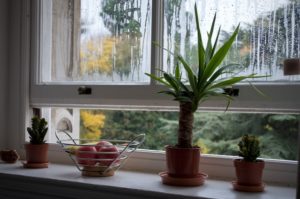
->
xmin=43 ymin=0 xmax=152 ymax=83
xmin=163 ymin=0 xmax=300 ymax=82
xmin=45 ymin=108 xmax=299 ymax=161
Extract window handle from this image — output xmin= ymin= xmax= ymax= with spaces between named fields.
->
xmin=78 ymin=86 xmax=92 ymax=95
xmin=224 ymin=88 xmax=239 ymax=97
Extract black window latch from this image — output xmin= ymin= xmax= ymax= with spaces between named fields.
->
xmin=223 ymin=88 xmax=239 ymax=97
xmin=78 ymin=86 xmax=92 ymax=95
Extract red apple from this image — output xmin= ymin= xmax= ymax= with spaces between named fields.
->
xmin=96 ymin=145 xmax=119 ymax=166
xmin=76 ymin=146 xmax=97 ymax=166
xmin=95 ymin=140 xmax=113 ymax=151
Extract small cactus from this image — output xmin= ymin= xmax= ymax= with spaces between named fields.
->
xmin=238 ymin=134 xmax=260 ymax=162
xmin=27 ymin=116 xmax=48 ymax=144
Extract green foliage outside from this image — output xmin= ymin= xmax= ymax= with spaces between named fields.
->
xmin=79 ymin=110 xmax=299 ymax=161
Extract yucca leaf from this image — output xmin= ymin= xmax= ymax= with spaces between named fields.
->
xmin=163 ymin=73 xmax=179 ymax=92
xmin=205 ymin=13 xmax=217 ymax=64
xmin=153 ymin=41 xmax=175 ymax=56
xmin=210 ymin=74 xmax=256 ymax=89
xmin=203 ymin=91 xmax=233 ymax=111
xmin=177 ymin=55 xmax=197 ymax=95
xmin=208 ymin=64 xmax=240 ymax=84
xmin=192 ymin=101 xmax=199 ymax=112
xmin=224 ymin=95 xmax=233 ymax=111
xmin=194 ymin=3 xmax=205 ymax=71
xmin=248 ymin=81 xmax=268 ymax=97
xmin=211 ymin=26 xmax=221 ymax=58
xmin=204 ymin=24 xmax=240 ymax=78
xmin=178 ymin=81 xmax=191 ymax=92
xmin=158 ymin=90 xmax=177 ymax=97
xmin=145 ymin=73 xmax=170 ymax=87
xmin=175 ymin=62 xmax=181 ymax=80
xmin=175 ymin=96 xmax=192 ymax=102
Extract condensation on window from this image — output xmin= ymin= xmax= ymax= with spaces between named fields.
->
xmin=48 ymin=0 xmax=152 ymax=83
xmin=163 ymin=0 xmax=300 ymax=82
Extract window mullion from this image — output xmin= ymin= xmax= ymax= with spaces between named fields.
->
xmin=150 ymin=0 xmax=164 ymax=86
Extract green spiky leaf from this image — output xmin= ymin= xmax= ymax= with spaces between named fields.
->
xmin=27 ymin=117 xmax=48 ymax=144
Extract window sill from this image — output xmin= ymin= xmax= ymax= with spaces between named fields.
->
xmin=0 ymin=162 xmax=296 ymax=199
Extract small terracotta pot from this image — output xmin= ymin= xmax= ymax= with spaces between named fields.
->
xmin=25 ymin=143 xmax=49 ymax=164
xmin=284 ymin=58 xmax=300 ymax=75
xmin=234 ymin=159 xmax=265 ymax=186
xmin=166 ymin=145 xmax=200 ymax=178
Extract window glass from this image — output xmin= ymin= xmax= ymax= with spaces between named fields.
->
xmin=43 ymin=0 xmax=152 ymax=83
xmin=47 ymin=108 xmax=299 ymax=161
xmin=163 ymin=0 xmax=300 ymax=81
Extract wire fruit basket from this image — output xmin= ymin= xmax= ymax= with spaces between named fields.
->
xmin=55 ymin=131 xmax=145 ymax=177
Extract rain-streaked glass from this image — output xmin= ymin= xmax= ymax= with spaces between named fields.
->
xmin=163 ymin=0 xmax=300 ymax=81
xmin=44 ymin=0 xmax=152 ymax=83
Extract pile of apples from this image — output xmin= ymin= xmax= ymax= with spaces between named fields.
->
xmin=76 ymin=141 xmax=119 ymax=166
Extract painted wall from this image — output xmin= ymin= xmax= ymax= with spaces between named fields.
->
xmin=0 ymin=0 xmax=8 ymax=149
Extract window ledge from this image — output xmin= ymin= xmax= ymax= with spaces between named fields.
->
xmin=0 ymin=162 xmax=296 ymax=199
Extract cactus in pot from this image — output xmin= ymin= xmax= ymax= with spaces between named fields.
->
xmin=234 ymin=135 xmax=265 ymax=191
xmin=24 ymin=116 xmax=49 ymax=168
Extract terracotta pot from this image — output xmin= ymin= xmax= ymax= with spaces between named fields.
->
xmin=166 ymin=145 xmax=200 ymax=178
xmin=25 ymin=143 xmax=49 ymax=163
xmin=234 ymin=159 xmax=265 ymax=186
xmin=284 ymin=58 xmax=300 ymax=75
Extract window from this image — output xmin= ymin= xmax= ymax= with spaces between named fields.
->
xmin=30 ymin=0 xmax=299 ymax=164
xmin=31 ymin=0 xmax=300 ymax=112
xmin=48 ymin=108 xmax=299 ymax=161
xmin=163 ymin=0 xmax=300 ymax=81
xmin=41 ymin=0 xmax=152 ymax=83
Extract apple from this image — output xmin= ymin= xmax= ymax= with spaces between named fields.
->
xmin=76 ymin=146 xmax=97 ymax=166
xmin=95 ymin=140 xmax=113 ymax=151
xmin=96 ymin=145 xmax=119 ymax=166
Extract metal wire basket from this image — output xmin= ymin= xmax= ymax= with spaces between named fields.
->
xmin=55 ymin=131 xmax=145 ymax=177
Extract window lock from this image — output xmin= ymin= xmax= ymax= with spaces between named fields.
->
xmin=224 ymin=88 xmax=239 ymax=97
xmin=78 ymin=86 xmax=92 ymax=95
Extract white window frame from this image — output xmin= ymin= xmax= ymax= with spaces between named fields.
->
xmin=10 ymin=0 xmax=300 ymax=188
xmin=30 ymin=0 xmax=300 ymax=112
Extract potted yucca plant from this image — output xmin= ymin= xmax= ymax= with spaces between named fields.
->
xmin=24 ymin=116 xmax=49 ymax=168
xmin=233 ymin=134 xmax=265 ymax=192
xmin=146 ymin=4 xmax=263 ymax=186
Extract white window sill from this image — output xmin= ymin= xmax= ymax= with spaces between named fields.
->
xmin=0 ymin=162 xmax=296 ymax=199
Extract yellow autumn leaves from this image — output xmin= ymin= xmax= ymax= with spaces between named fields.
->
xmin=80 ymin=110 xmax=106 ymax=141
xmin=80 ymin=37 xmax=115 ymax=75
xmin=80 ymin=35 xmax=139 ymax=77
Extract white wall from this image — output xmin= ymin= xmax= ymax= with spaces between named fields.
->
xmin=0 ymin=0 xmax=8 ymax=149
xmin=6 ymin=0 xmax=27 ymax=151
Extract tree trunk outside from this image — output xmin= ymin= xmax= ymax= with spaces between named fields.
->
xmin=177 ymin=101 xmax=194 ymax=148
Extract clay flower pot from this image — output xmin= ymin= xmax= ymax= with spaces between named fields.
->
xmin=234 ymin=159 xmax=265 ymax=186
xmin=166 ymin=145 xmax=200 ymax=178
xmin=25 ymin=143 xmax=49 ymax=164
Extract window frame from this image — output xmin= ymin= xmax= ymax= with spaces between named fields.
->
xmin=30 ymin=0 xmax=300 ymax=112
xmin=12 ymin=0 xmax=297 ymax=187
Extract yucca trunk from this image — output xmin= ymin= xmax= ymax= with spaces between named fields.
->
xmin=177 ymin=102 xmax=194 ymax=148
